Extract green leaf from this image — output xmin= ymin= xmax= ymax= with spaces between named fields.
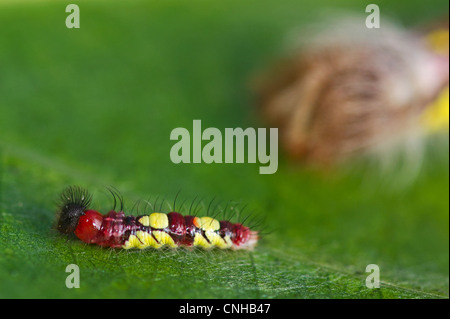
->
xmin=0 ymin=0 xmax=448 ymax=299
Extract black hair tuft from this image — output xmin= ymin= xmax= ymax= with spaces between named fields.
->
xmin=56 ymin=185 xmax=92 ymax=234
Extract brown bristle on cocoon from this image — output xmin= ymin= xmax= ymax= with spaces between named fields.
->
xmin=254 ymin=18 xmax=449 ymax=166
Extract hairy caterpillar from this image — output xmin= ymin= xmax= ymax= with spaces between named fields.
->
xmin=56 ymin=186 xmax=259 ymax=250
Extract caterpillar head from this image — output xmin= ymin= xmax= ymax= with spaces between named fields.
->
xmin=56 ymin=186 xmax=93 ymax=234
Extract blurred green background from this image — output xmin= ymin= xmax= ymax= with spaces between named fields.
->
xmin=0 ymin=0 xmax=448 ymax=298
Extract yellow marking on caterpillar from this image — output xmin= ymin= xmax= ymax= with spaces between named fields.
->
xmin=153 ymin=230 xmax=176 ymax=248
xmin=193 ymin=231 xmax=233 ymax=249
xmin=193 ymin=233 xmax=212 ymax=249
xmin=123 ymin=231 xmax=159 ymax=249
xmin=149 ymin=213 xmax=169 ymax=229
xmin=197 ymin=216 xmax=220 ymax=231
xmin=122 ymin=230 xmax=176 ymax=249
xmin=138 ymin=216 xmax=150 ymax=226
xmin=135 ymin=231 xmax=161 ymax=248
xmin=206 ymin=232 xmax=233 ymax=249
xmin=192 ymin=216 xmax=231 ymax=249
xmin=223 ymin=235 xmax=233 ymax=248
xmin=122 ymin=234 xmax=141 ymax=249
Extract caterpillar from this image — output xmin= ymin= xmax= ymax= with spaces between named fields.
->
xmin=56 ymin=186 xmax=259 ymax=251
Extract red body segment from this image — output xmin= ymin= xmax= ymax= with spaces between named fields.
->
xmin=231 ymin=223 xmax=251 ymax=246
xmin=74 ymin=210 xmax=103 ymax=244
